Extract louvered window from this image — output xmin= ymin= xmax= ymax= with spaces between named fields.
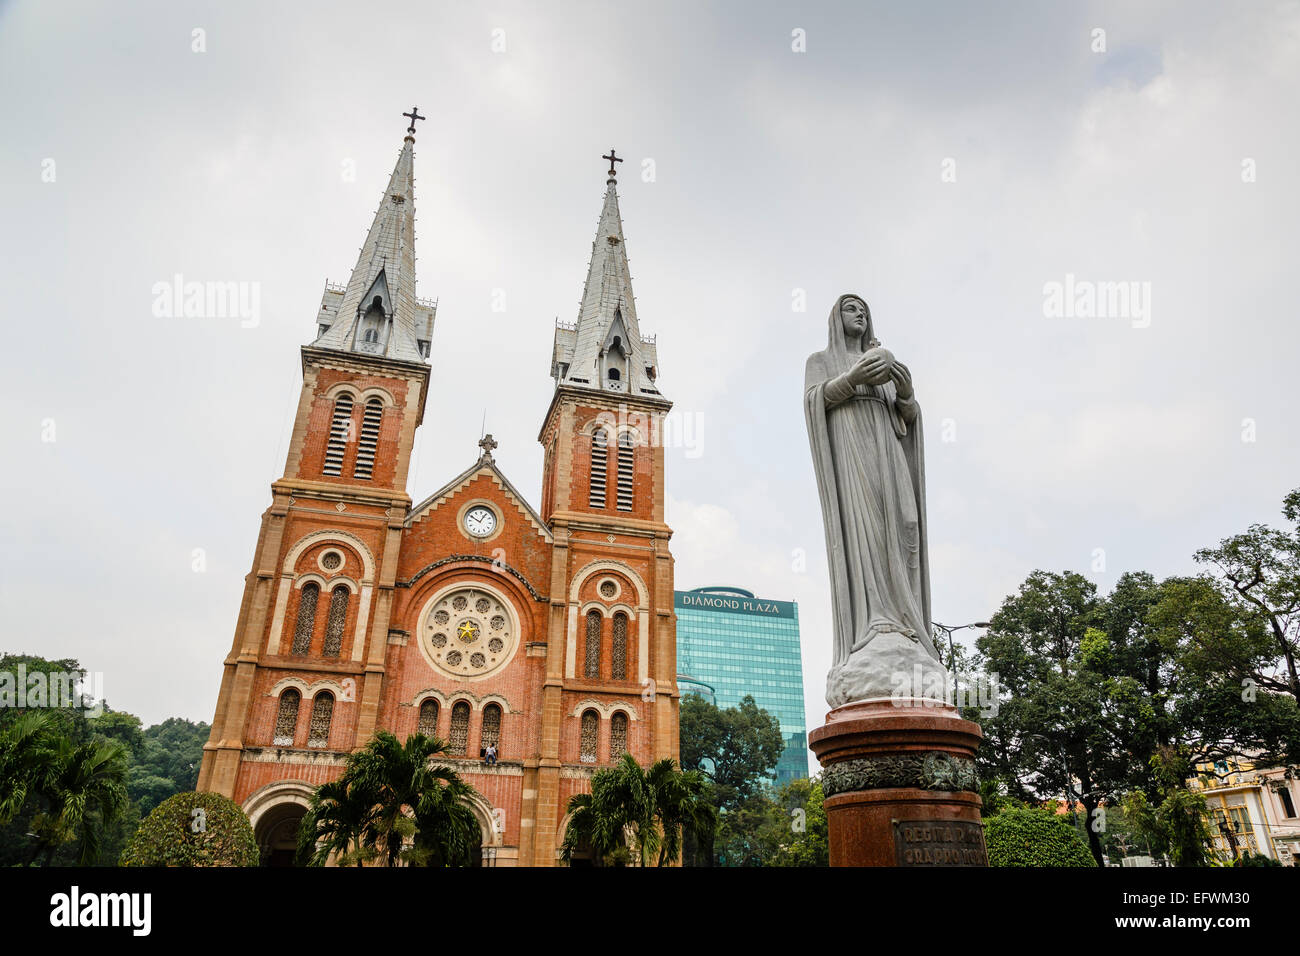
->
xmin=579 ymin=710 xmax=599 ymax=764
xmin=609 ymin=711 xmax=628 ymax=759
xmin=616 ymin=432 xmax=634 ymax=511
xmin=323 ymin=394 xmax=353 ymax=476
xmin=589 ymin=428 xmax=608 ymax=508
xmin=611 ymin=612 xmax=628 ymax=680
xmin=585 ymin=609 xmax=602 ymax=679
xmin=481 ymin=704 xmax=502 ymax=754
xmin=322 ymin=586 xmax=349 ymax=657
xmin=417 ymin=699 xmax=439 ymax=738
xmin=273 ymin=690 xmax=300 ymax=746
xmin=449 ymin=701 xmax=470 ymax=755
xmin=291 ymin=584 xmax=319 ymax=655
xmin=307 ymin=693 xmax=334 ymax=748
xmin=353 ymin=398 xmax=383 ymax=479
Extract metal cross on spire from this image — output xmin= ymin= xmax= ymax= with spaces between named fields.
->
xmin=403 ymin=105 xmax=426 ymax=134
xmin=602 ymin=148 xmax=623 ymax=180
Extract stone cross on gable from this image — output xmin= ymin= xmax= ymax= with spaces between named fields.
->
xmin=478 ymin=433 xmax=498 ymax=459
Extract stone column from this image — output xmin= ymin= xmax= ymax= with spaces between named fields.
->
xmin=808 ymin=700 xmax=987 ymax=867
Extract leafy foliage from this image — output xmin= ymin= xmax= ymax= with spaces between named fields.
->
xmin=120 ymin=791 xmax=258 ymax=867
xmin=983 ymin=807 xmax=1095 ymax=867
xmin=298 ymin=731 xmax=481 ymax=867
xmin=561 ymin=753 xmax=715 ymax=866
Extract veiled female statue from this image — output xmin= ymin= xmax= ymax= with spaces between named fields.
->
xmin=805 ymin=294 xmax=943 ymax=707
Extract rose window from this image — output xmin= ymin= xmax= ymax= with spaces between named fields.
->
xmin=421 ymin=586 xmax=517 ymax=679
xmin=599 ymin=579 xmax=618 ymax=599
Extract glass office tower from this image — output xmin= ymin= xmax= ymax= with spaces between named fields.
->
xmin=675 ymin=586 xmax=808 ymax=785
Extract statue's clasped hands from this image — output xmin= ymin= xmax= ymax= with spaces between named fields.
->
xmin=846 ymin=344 xmax=914 ymax=400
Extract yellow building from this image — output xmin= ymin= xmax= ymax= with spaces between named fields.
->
xmin=1187 ymin=757 xmax=1300 ymax=864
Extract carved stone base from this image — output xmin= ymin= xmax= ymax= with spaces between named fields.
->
xmin=808 ymin=700 xmax=987 ymax=867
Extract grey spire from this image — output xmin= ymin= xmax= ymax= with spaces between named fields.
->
xmin=551 ymin=159 xmax=661 ymax=398
xmin=312 ymin=129 xmax=436 ymax=363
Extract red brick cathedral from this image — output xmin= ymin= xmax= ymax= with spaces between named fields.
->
xmin=196 ymin=120 xmax=678 ymax=866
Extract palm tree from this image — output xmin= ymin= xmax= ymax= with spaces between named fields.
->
xmin=297 ymin=779 xmax=378 ymax=867
xmin=0 ymin=711 xmax=56 ymax=826
xmin=299 ymin=731 xmax=481 ymax=867
xmin=648 ymin=758 xmax=716 ymax=867
xmin=26 ymin=736 xmax=128 ymax=865
xmin=561 ymin=753 xmax=716 ymax=866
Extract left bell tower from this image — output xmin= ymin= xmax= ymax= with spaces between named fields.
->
xmin=198 ymin=110 xmax=437 ymax=798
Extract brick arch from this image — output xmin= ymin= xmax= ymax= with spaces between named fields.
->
xmin=267 ymin=530 xmax=377 ymax=660
xmin=565 ymin=561 xmax=650 ymax=682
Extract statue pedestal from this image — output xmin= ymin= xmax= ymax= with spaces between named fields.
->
xmin=808 ymin=700 xmax=987 ymax=867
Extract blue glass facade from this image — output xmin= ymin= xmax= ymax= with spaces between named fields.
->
xmin=675 ymin=587 xmax=808 ymax=786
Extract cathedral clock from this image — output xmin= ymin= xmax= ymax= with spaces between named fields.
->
xmin=464 ymin=505 xmax=497 ymax=538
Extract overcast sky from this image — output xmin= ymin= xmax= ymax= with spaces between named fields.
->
xmin=2 ymin=1 xmax=1298 ymax=759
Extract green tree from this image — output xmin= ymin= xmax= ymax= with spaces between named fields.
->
xmin=754 ymin=777 xmax=828 ymax=867
xmin=679 ymin=695 xmax=784 ymax=808
xmin=561 ymin=754 xmax=715 ymax=867
xmin=984 ymin=807 xmax=1095 ymax=867
xmin=298 ymin=779 xmax=378 ymax=867
xmin=1194 ymin=487 xmax=1300 ymax=705
xmin=975 ymin=570 xmax=1125 ymax=865
xmin=25 ymin=735 xmax=129 ymax=866
xmin=120 ymin=791 xmax=258 ymax=867
xmin=0 ymin=712 xmax=56 ymax=826
xmin=304 ymin=731 xmax=480 ymax=867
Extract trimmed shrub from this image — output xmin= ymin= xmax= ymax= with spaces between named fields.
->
xmin=984 ymin=807 xmax=1096 ymax=867
xmin=120 ymin=791 xmax=258 ymax=867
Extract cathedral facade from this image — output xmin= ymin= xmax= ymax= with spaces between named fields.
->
xmin=196 ymin=121 xmax=678 ymax=866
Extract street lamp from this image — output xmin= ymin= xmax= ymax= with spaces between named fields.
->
xmin=931 ymin=621 xmax=991 ymax=672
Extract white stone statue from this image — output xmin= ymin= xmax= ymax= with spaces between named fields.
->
xmin=804 ymin=294 xmax=945 ymax=708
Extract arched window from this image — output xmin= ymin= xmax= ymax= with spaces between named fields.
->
xmin=353 ymin=398 xmax=383 ymax=479
xmin=307 ymin=693 xmax=334 ymax=748
xmin=417 ymin=699 xmax=439 ymax=737
xmin=322 ymin=585 xmax=349 ymax=657
xmin=273 ymin=689 xmax=300 ymax=746
xmin=609 ymin=711 xmax=628 ymax=759
xmin=291 ymin=584 xmax=319 ymax=655
xmin=611 ymin=612 xmax=629 ymax=680
xmin=607 ymin=367 xmax=620 ymax=381
xmin=363 ymin=328 xmax=378 ymax=343
xmin=616 ymin=431 xmax=635 ymax=511
xmin=584 ymin=609 xmax=602 ymax=678
xmin=448 ymin=701 xmax=471 ymax=755
xmin=579 ymin=710 xmax=599 ymax=764
xmin=323 ymin=393 xmax=354 ymax=476
xmin=481 ymin=703 xmax=502 ymax=755
xmin=589 ymin=427 xmax=608 ymax=508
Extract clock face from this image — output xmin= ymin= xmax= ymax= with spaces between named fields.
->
xmin=465 ymin=506 xmax=496 ymax=538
